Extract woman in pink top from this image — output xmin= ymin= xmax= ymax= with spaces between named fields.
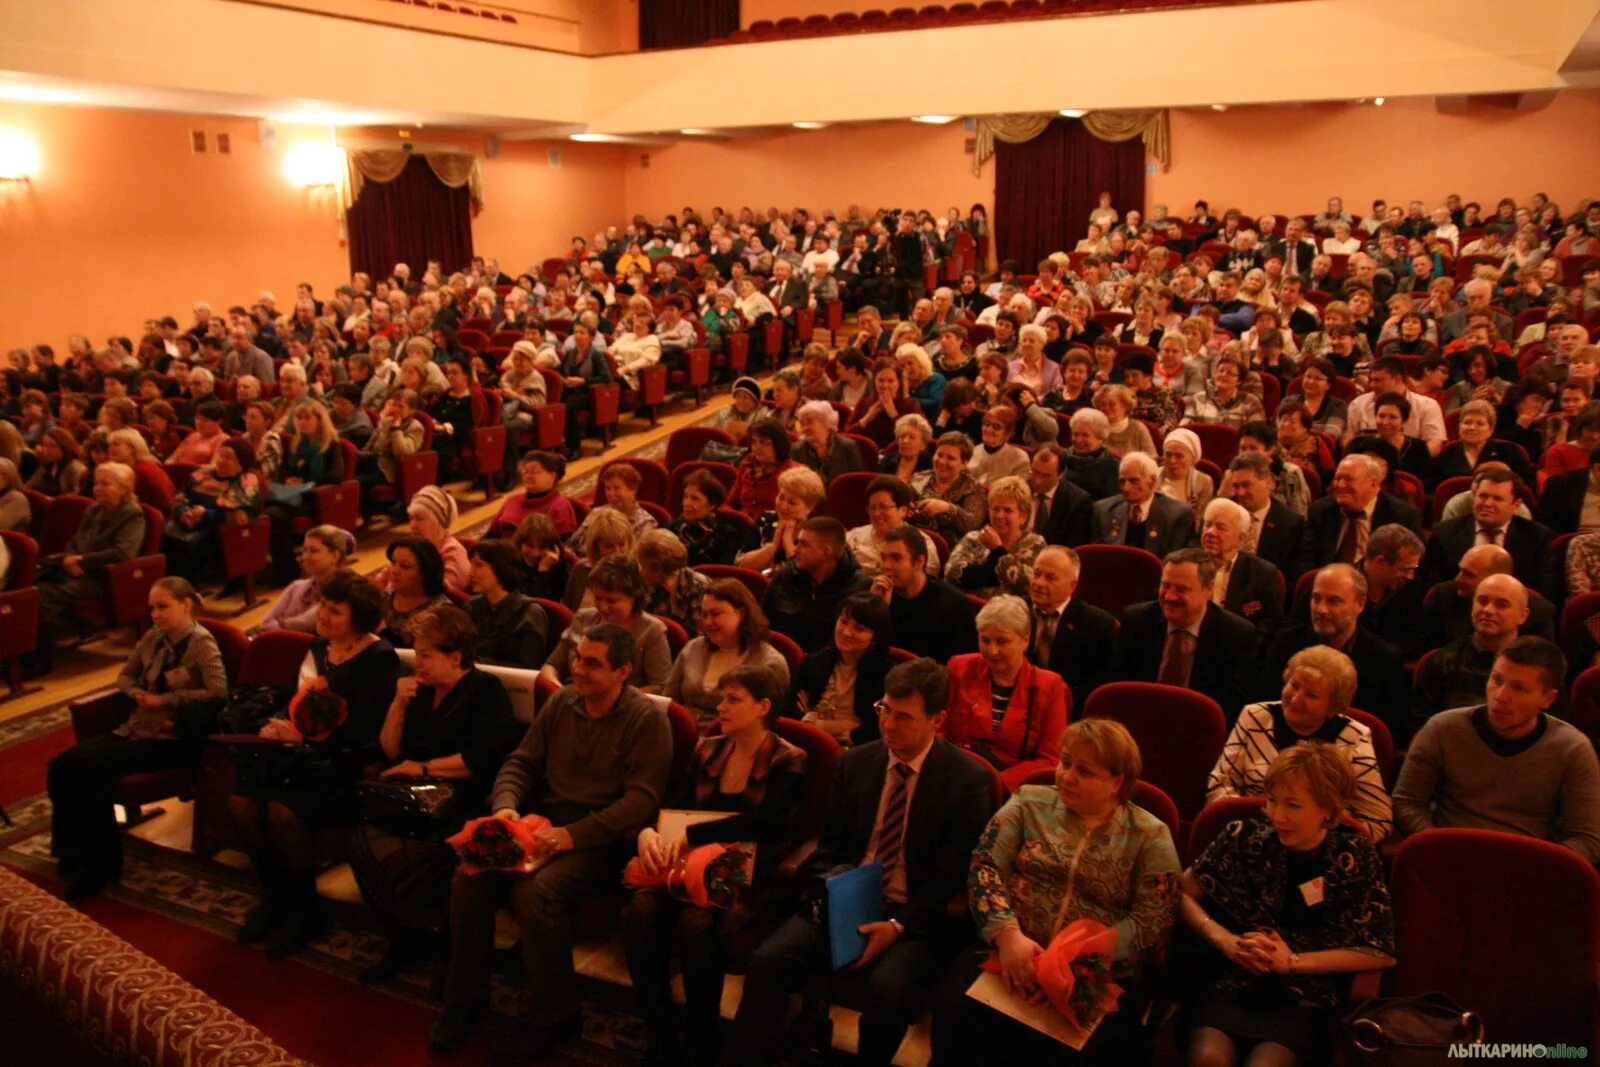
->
xmin=167 ymin=400 xmax=228 ymax=466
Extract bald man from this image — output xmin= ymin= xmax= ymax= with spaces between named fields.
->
xmin=1260 ymin=564 xmax=1408 ymax=736
xmin=1409 ymin=573 xmax=1534 ymax=743
xmin=1420 ymin=544 xmax=1557 ymax=651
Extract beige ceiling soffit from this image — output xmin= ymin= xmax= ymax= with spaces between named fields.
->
xmin=498 ymin=125 xmax=589 ymax=142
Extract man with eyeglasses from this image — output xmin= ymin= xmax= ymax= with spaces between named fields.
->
xmin=719 ymin=658 xmax=992 ymax=1067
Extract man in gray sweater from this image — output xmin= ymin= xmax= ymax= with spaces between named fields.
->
xmin=1394 ymin=636 xmax=1600 ymax=862
xmin=432 ymin=624 xmax=672 ymax=1057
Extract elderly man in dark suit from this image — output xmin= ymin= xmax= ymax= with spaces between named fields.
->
xmin=718 ymin=658 xmax=993 ymax=1067
xmin=1226 ymin=451 xmax=1305 ymax=581
xmin=1114 ymin=549 xmax=1259 ymax=724
xmin=1422 ymin=468 xmax=1553 ymax=591
xmin=1262 ymin=564 xmax=1408 ymax=738
xmin=1201 ymin=498 xmax=1284 ymax=636
xmin=1025 ymin=545 xmax=1117 ymax=709
xmin=1028 ymin=444 xmax=1094 ymax=547
xmin=1093 ymin=451 xmax=1194 ymax=557
xmin=1295 ymin=453 xmax=1422 ymax=577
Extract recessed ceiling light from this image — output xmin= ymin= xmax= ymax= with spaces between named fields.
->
xmin=1374 ymin=97 xmax=1386 ymax=106
xmin=1210 ymin=104 xmax=1229 ymax=112
xmin=792 ymin=121 xmax=828 ymax=130
xmin=680 ymin=128 xmax=716 ymax=135
xmin=1058 ymin=108 xmax=1087 ymax=119
xmin=569 ymin=133 xmax=613 ymax=142
xmin=911 ymin=115 xmax=958 ymax=124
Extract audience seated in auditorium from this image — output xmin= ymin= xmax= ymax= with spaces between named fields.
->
xmin=782 ymin=592 xmax=893 ymax=749
xmin=633 ymin=529 xmax=709 ymax=632
xmin=1182 ymin=744 xmax=1396 ymax=1065
xmin=493 ymin=451 xmax=577 ymax=538
xmin=946 ymin=475 xmax=1045 ymax=599
xmin=1201 ymin=497 xmax=1285 ymax=635
xmin=511 ymin=512 xmax=573 ymax=601
xmin=463 ymin=539 xmax=549 ymax=669
xmin=48 ymin=577 xmax=229 ymax=899
xmin=349 ymin=604 xmax=519 ymax=984
xmin=431 ymin=622 xmax=670 ymax=1058
xmin=1095 ymin=451 xmax=1196 ymax=556
xmin=761 ymin=516 xmax=869 ymax=652
xmin=720 ymin=658 xmax=991 ymax=1067
xmin=1394 ymin=636 xmax=1600 ymax=863
xmin=230 ymin=572 xmax=402 ymax=959
xmin=378 ymin=536 xmax=452 ymax=649
xmin=259 ymin=526 xmax=355 ymax=634
xmin=933 ymin=718 xmax=1180 ymax=1066
xmin=543 ymin=556 xmax=671 ymax=694
xmin=563 ymin=506 xmax=634 ymax=611
xmin=909 ymin=430 xmax=988 ymax=542
xmin=665 ymin=577 xmax=788 ymax=727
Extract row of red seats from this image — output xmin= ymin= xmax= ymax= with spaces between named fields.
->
xmin=382 ymin=0 xmax=517 ymax=24
xmin=717 ymin=0 xmax=1270 ymax=44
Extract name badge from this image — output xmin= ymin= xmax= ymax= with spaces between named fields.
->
xmin=164 ymin=667 xmax=191 ymax=690
xmin=1298 ymin=876 xmax=1325 ymax=907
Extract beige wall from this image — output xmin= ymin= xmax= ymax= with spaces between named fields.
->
xmin=0 ymin=102 xmax=349 ymax=349
xmin=473 ymin=140 xmax=630 ymax=271
xmin=621 ymin=122 xmax=991 ymax=225
xmin=1147 ymin=93 xmax=1600 ymax=218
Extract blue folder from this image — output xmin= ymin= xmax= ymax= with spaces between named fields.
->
xmin=826 ymin=861 xmax=885 ymax=969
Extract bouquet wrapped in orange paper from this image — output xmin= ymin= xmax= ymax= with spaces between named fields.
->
xmin=622 ymin=842 xmax=755 ymax=909
xmin=447 ymin=813 xmax=554 ymax=875
xmin=284 ymin=687 xmax=348 ymax=743
xmin=1033 ymin=918 xmax=1123 ymax=1031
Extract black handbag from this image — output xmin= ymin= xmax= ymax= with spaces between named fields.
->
xmin=700 ymin=440 xmax=747 ymax=466
xmin=1344 ymin=992 xmax=1485 ymax=1066
xmin=355 ymin=776 xmax=459 ymax=837
xmin=215 ymin=685 xmax=291 ymax=734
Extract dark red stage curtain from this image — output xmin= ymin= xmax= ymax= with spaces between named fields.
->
xmin=640 ymin=0 xmax=739 ymax=49
xmin=346 ymin=155 xmax=473 ymax=281
xmin=994 ymin=118 xmax=1146 ymax=271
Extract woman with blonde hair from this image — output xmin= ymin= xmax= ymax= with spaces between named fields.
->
xmin=945 ymin=475 xmax=1045 ymax=597
xmin=563 ymin=505 xmax=635 ymax=611
xmin=0 ymin=457 xmax=30 ymax=531
xmin=105 ymin=427 xmax=176 ymax=516
xmin=737 ymin=465 xmax=826 ymax=572
xmin=260 ymin=525 xmax=356 ymax=633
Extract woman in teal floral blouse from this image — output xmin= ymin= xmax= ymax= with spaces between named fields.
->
xmin=1180 ymin=742 xmax=1396 ymax=1067
xmin=931 ymin=719 xmax=1181 ymax=1065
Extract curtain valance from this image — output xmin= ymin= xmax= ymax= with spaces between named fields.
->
xmin=343 ymin=149 xmax=484 ymax=216
xmin=973 ymin=110 xmax=1170 ymax=175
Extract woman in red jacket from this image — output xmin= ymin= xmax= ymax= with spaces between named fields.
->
xmin=725 ymin=421 xmax=796 ymax=520
xmin=941 ymin=593 xmax=1070 ymax=792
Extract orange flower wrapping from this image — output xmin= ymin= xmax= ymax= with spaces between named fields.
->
xmin=287 ymin=687 xmax=347 ymax=742
xmin=622 ymin=843 xmax=754 ymax=909
xmin=447 ymin=814 xmax=554 ymax=875
xmin=1034 ymin=918 xmax=1123 ymax=1031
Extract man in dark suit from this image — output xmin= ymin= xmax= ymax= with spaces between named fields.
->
xmin=1419 ymin=543 xmax=1558 ymax=650
xmin=1115 ymin=549 xmax=1259 ymax=724
xmin=1533 ymin=446 xmax=1600 ymax=535
xmin=1094 ymin=451 xmax=1194 ymax=557
xmin=874 ymin=526 xmax=979 ymax=662
xmin=1202 ymin=498 xmax=1284 ymax=636
xmin=1262 ymin=564 xmax=1408 ymax=737
xmin=1029 ymin=445 xmax=1094 ymax=547
xmin=1278 ymin=217 xmax=1319 ymax=277
xmin=1026 ymin=545 xmax=1117 ymax=710
xmin=1226 ymin=452 xmax=1305 ymax=581
xmin=718 ymin=659 xmax=993 ymax=1067
xmin=1295 ymin=453 xmax=1422 ymax=578
xmin=1422 ymin=468 xmax=1553 ymax=591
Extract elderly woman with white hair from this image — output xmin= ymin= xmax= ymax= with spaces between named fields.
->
xmin=791 ymin=399 xmax=866 ymax=481
xmin=880 ymin=412 xmax=935 ymax=481
xmin=1006 ymin=323 xmax=1062 ymax=398
xmin=1064 ymin=407 xmax=1123 ymax=501
xmin=1207 ymin=645 xmax=1393 ymax=841
xmin=896 ymin=342 xmax=947 ymax=420
xmin=946 ymin=475 xmax=1045 ymax=598
xmin=1094 ymin=384 xmax=1157 ymax=459
xmin=1159 ymin=427 xmax=1215 ymax=525
xmin=940 ymin=594 xmax=1070 ymax=791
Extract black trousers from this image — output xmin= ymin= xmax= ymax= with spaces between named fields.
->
xmin=929 ymin=947 xmax=1153 ymax=1067
xmin=622 ymin=890 xmax=729 ymax=1049
xmin=717 ymin=911 xmax=954 ymax=1067
xmin=48 ymin=734 xmax=189 ymax=879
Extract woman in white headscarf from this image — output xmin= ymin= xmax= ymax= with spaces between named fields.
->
xmin=1157 ymin=427 xmax=1214 ymax=526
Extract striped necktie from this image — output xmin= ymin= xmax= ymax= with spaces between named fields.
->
xmin=872 ymin=763 xmax=915 ymax=878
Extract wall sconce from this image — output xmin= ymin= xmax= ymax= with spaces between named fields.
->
xmin=282 ymin=142 xmax=343 ymax=191
xmin=0 ymin=128 xmax=40 ymax=182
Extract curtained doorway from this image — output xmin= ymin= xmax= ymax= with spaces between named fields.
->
xmin=993 ymin=117 xmax=1146 ymax=271
xmin=346 ymin=154 xmax=474 ymax=281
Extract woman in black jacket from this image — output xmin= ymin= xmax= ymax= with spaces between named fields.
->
xmin=348 ymin=605 xmax=518 ymax=982
xmin=781 ymin=593 xmax=894 ymax=749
